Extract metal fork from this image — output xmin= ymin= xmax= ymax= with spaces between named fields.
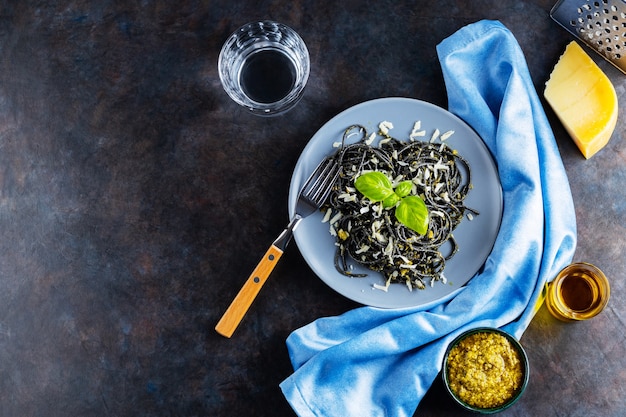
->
xmin=215 ymin=155 xmax=341 ymax=338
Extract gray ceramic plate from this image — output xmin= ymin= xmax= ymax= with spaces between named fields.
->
xmin=288 ymin=97 xmax=502 ymax=308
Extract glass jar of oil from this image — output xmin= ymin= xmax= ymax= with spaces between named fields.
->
xmin=546 ymin=262 xmax=610 ymax=322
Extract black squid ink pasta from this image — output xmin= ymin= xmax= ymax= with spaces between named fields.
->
xmin=321 ymin=123 xmax=478 ymax=291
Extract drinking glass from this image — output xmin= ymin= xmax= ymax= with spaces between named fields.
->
xmin=218 ymin=21 xmax=310 ymax=116
xmin=545 ymin=262 xmax=610 ymax=321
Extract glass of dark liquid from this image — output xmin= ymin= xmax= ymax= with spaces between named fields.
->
xmin=218 ymin=21 xmax=310 ymax=116
xmin=545 ymin=262 xmax=610 ymax=322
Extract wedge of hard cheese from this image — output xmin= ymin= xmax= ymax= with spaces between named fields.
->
xmin=544 ymin=41 xmax=618 ymax=159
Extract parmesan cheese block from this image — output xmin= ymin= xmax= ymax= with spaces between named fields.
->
xmin=544 ymin=41 xmax=618 ymax=159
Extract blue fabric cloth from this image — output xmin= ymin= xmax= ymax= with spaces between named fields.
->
xmin=280 ymin=20 xmax=577 ymax=417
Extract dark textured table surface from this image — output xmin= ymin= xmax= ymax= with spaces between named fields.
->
xmin=1 ymin=1 xmax=625 ymax=416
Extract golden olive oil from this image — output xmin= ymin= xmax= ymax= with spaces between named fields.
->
xmin=546 ymin=263 xmax=610 ymax=321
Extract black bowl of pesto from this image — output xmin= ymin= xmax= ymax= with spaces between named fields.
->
xmin=442 ymin=327 xmax=529 ymax=413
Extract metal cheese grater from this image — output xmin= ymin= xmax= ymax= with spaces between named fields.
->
xmin=550 ymin=0 xmax=626 ymax=73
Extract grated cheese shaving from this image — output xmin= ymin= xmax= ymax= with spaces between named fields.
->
xmin=430 ymin=129 xmax=440 ymax=142
xmin=322 ymin=208 xmax=333 ymax=223
xmin=379 ymin=121 xmax=394 ymax=135
xmin=440 ymin=130 xmax=455 ymax=141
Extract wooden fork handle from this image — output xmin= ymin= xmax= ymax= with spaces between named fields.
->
xmin=215 ymin=244 xmax=284 ymax=338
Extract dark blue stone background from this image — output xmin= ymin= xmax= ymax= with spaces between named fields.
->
xmin=0 ymin=1 xmax=624 ymax=416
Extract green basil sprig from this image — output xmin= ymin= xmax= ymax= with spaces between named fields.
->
xmin=354 ymin=172 xmax=429 ymax=235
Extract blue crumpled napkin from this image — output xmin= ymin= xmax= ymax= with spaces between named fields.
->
xmin=280 ymin=20 xmax=577 ymax=417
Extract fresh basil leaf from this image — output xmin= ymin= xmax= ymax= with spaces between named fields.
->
xmin=382 ymin=193 xmax=400 ymax=208
xmin=395 ymin=195 xmax=429 ymax=235
xmin=354 ymin=172 xmax=394 ymax=201
xmin=394 ymin=180 xmax=413 ymax=198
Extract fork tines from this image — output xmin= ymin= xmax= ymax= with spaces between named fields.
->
xmin=302 ymin=157 xmax=341 ymax=206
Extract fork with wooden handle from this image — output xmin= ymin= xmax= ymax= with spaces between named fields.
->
xmin=215 ymin=156 xmax=340 ymax=338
